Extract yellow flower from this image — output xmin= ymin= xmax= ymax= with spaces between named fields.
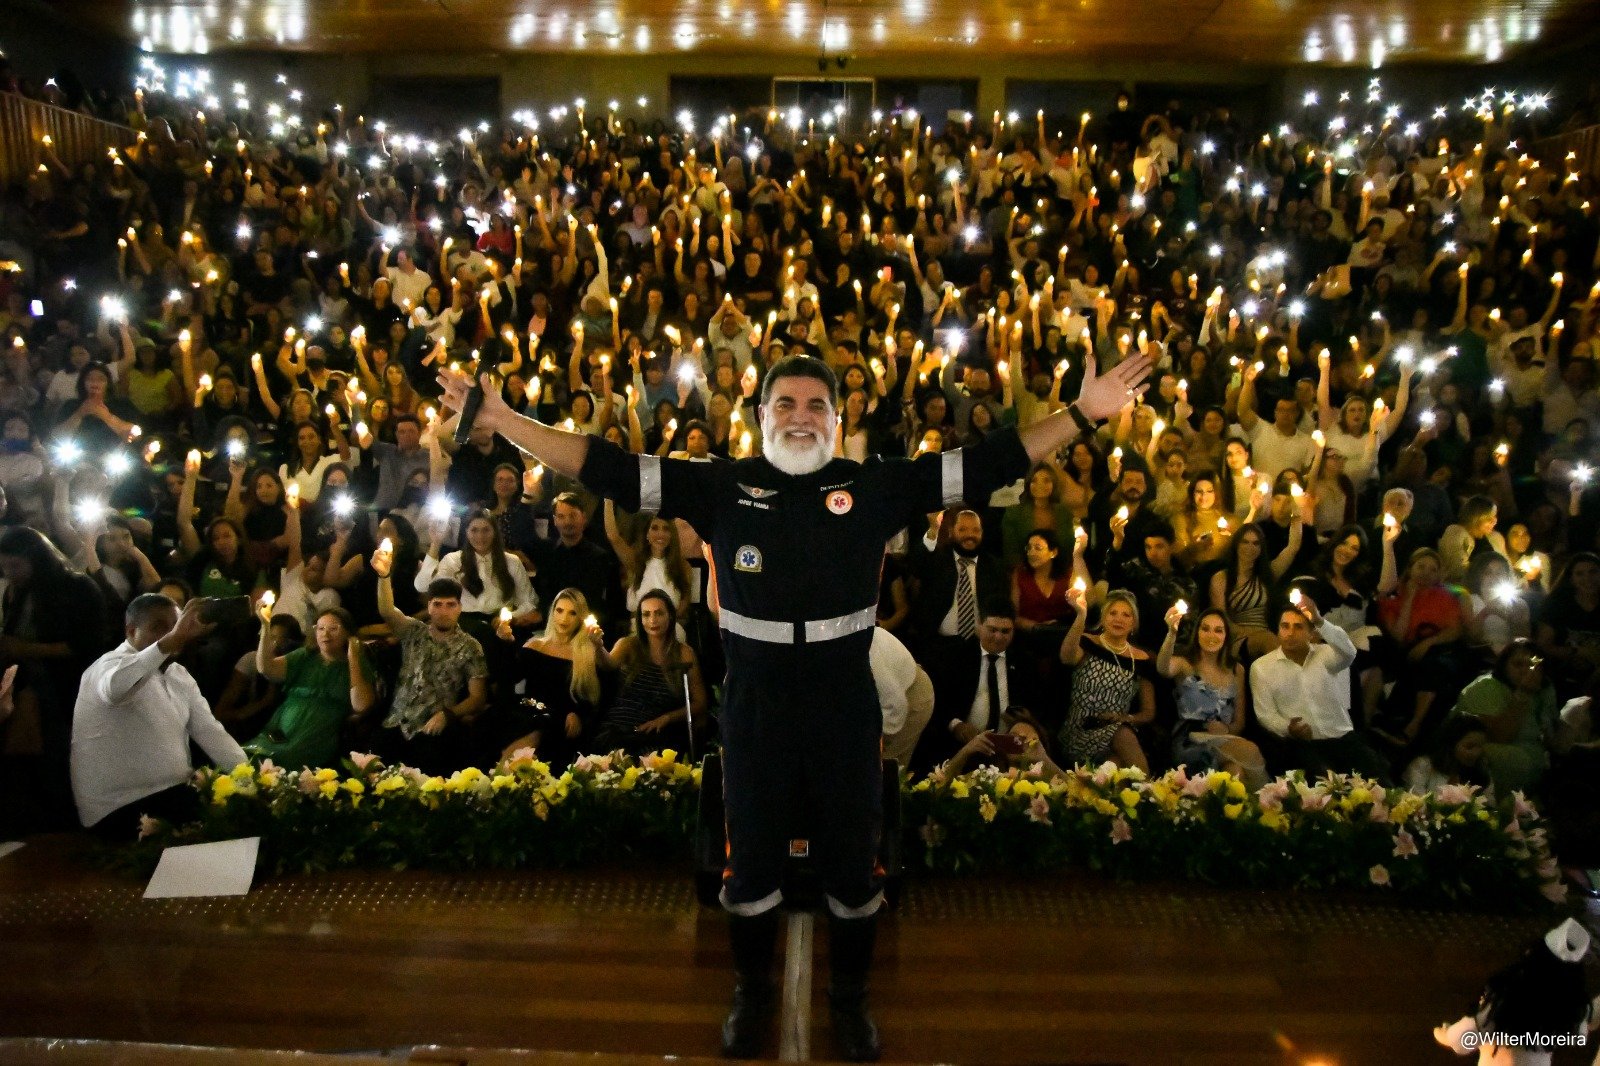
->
xmin=256 ymin=771 xmax=279 ymax=790
xmin=210 ymin=775 xmax=237 ymax=803
xmin=1259 ymin=809 xmax=1288 ymax=832
xmin=691 ymin=767 xmax=703 ymax=787
xmin=458 ymin=767 xmax=485 ymax=784
xmin=342 ymin=779 xmax=365 ymax=795
xmin=620 ymin=767 xmax=641 ymax=790
xmin=1225 ymin=778 xmax=1247 ymax=801
xmin=230 ymin=762 xmax=254 ymax=781
xmin=420 ymin=776 xmax=445 ymax=793
xmin=950 ymin=780 xmax=970 ymax=800
xmin=994 ymin=777 xmax=1014 ymax=798
xmin=1119 ymin=787 xmax=1141 ymax=809
xmin=1223 ymin=802 xmax=1244 ymax=820
xmin=314 ymin=768 xmax=338 ymax=783
xmin=319 ymin=781 xmax=338 ymax=799
xmin=1448 ymin=812 xmax=1466 ymax=825
xmin=1476 ymin=809 xmax=1494 ymax=822
xmin=912 ymin=778 xmax=931 ymax=793
xmin=658 ymin=749 xmax=678 ymax=766
xmin=531 ymin=761 xmax=551 ymax=778
xmin=532 ymin=798 xmax=549 ymax=821
xmin=978 ymin=795 xmax=997 ymax=823
xmin=374 ymin=776 xmax=407 ymax=795
xmin=491 ymin=774 xmax=515 ymax=791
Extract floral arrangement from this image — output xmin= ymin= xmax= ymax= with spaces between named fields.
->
xmin=132 ymin=751 xmax=1564 ymax=911
xmin=133 ymin=749 xmax=700 ymax=877
xmin=904 ymin=762 xmax=1566 ymax=911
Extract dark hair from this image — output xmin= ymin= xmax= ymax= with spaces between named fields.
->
xmin=458 ymin=510 xmax=515 ymax=600
xmin=1490 ymin=637 xmax=1542 ymax=687
xmin=553 ymin=490 xmax=585 ymax=513
xmin=271 ymin=613 xmax=306 ymax=646
xmin=1314 ymin=523 xmax=1371 ymax=587
xmin=393 ymin=413 xmax=421 ymax=431
xmin=426 ymin=577 xmax=464 ymax=602
xmin=0 ymin=526 xmax=78 ymax=587
xmin=1143 ymin=520 xmax=1176 ymax=545
xmin=75 ymin=361 xmax=115 ymax=401
xmin=1222 ymin=522 xmax=1274 ymax=604
xmin=621 ymin=588 xmax=686 ymax=685
xmin=760 ymin=354 xmax=838 ymax=407
xmin=125 ymin=592 xmax=177 ymax=628
xmin=1022 ymin=528 xmax=1069 ymax=579
xmin=979 ymin=599 xmax=1016 ymax=624
xmin=1458 ymin=495 xmax=1498 ymax=531
xmin=1426 ymin=714 xmax=1489 ymax=787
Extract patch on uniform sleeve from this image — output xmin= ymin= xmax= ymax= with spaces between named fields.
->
xmin=734 ymin=545 xmax=763 ymax=572
xmin=825 ymin=489 xmax=854 ymax=515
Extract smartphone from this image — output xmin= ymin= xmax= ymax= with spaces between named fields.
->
xmin=198 ymin=596 xmax=253 ymax=627
xmin=989 ymin=732 xmax=1025 ymax=757
xmin=453 ymin=378 xmax=484 ymax=446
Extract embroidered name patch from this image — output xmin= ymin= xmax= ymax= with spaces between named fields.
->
xmin=825 ymin=490 xmax=854 ymax=515
xmin=734 ymin=544 xmax=763 ymax=572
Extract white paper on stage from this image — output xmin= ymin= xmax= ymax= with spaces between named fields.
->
xmin=0 ymin=842 xmax=23 ymax=863
xmin=143 ymin=837 xmax=260 ymax=898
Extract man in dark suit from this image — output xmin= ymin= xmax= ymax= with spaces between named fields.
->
xmin=907 ymin=509 xmax=1007 ymax=662
xmin=916 ymin=600 xmax=1036 ymax=772
xmin=525 ymin=491 xmax=623 ymax=635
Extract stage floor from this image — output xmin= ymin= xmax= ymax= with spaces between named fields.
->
xmin=0 ymin=836 xmax=1586 ymax=1065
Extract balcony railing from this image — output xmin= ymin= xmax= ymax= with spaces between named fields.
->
xmin=0 ymin=91 xmax=137 ymax=188
xmin=1532 ymin=123 xmax=1600 ymax=178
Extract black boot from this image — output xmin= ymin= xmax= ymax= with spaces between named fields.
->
xmin=828 ymin=912 xmax=882 ymax=1063
xmin=721 ymin=909 xmax=779 ymax=1059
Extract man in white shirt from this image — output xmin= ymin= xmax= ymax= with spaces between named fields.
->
xmin=871 ymin=626 xmax=931 ymax=766
xmin=1250 ymin=601 xmax=1391 ymax=782
xmin=71 ymin=594 xmax=248 ymax=840
xmin=384 ymin=247 xmax=434 ymax=309
xmin=1235 ymin=364 xmax=1316 ymax=479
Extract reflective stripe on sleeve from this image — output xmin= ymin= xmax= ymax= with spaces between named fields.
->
xmin=638 ymin=454 xmax=663 ymax=513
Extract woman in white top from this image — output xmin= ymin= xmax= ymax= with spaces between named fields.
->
xmin=1317 ymin=350 xmax=1411 ymax=483
xmin=416 ymin=510 xmax=540 ymax=622
xmin=279 ymin=421 xmax=350 ymax=505
xmin=603 ymin=499 xmax=695 ymax=614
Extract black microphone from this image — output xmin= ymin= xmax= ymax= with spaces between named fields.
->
xmin=453 ymin=378 xmax=484 ymax=446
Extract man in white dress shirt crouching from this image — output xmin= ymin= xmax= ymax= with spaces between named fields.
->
xmin=72 ymin=594 xmax=247 ymax=840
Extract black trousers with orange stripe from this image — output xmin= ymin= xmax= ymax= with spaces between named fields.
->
xmin=717 ymin=629 xmax=883 ymax=915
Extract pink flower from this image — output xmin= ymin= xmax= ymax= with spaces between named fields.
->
xmin=1027 ymin=794 xmax=1052 ymax=825
xmin=296 ymin=769 xmax=319 ymax=795
xmin=1369 ymin=864 xmax=1390 ymax=886
xmin=1091 ymin=762 xmax=1116 ymax=788
xmin=137 ymin=815 xmax=161 ymax=840
xmin=349 ymin=752 xmax=378 ymax=773
xmin=1435 ymin=783 xmax=1474 ymax=806
xmin=1110 ymin=816 xmax=1132 ymax=845
xmin=1181 ymin=774 xmax=1210 ymax=799
xmin=1504 ymin=818 xmax=1524 ymax=841
xmin=1512 ymin=792 xmax=1538 ymax=820
xmin=508 ymin=747 xmax=537 ymax=765
xmin=1298 ymin=789 xmax=1331 ymax=813
xmin=1257 ymin=779 xmax=1291 ymax=809
xmin=1168 ymin=766 xmax=1191 ymax=792
xmin=257 ymin=758 xmax=280 ymax=776
xmin=1392 ymin=829 xmax=1417 ymax=858
xmin=1367 ymin=801 xmax=1390 ymax=824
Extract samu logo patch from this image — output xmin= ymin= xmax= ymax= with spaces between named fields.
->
xmin=734 ymin=545 xmax=763 ymax=572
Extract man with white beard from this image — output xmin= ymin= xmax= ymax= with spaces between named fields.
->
xmin=436 ymin=351 xmax=1151 ymax=1062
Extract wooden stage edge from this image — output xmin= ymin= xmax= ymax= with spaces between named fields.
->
xmin=1 ymin=835 xmax=1597 ymax=1066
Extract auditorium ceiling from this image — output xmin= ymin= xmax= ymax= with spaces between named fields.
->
xmin=55 ymin=0 xmax=1600 ymax=65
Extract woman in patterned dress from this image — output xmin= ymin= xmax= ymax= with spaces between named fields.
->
xmin=1058 ymin=587 xmax=1156 ymax=771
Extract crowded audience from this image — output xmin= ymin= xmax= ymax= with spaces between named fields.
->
xmin=3 ymin=57 xmax=1600 ymax=890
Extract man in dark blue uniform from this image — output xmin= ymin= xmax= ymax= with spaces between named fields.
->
xmin=436 ymin=351 xmax=1150 ymax=1061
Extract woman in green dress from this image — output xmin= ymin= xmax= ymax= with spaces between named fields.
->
xmin=1451 ymin=638 xmax=1560 ymax=794
xmin=246 ymin=606 xmax=377 ymax=769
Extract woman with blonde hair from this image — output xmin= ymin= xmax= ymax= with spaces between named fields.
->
xmin=1059 ymin=585 xmax=1156 ymax=771
xmin=496 ymin=588 xmax=608 ymax=763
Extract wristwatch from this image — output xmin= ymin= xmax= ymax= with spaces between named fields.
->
xmin=1066 ymin=402 xmax=1095 ymax=434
